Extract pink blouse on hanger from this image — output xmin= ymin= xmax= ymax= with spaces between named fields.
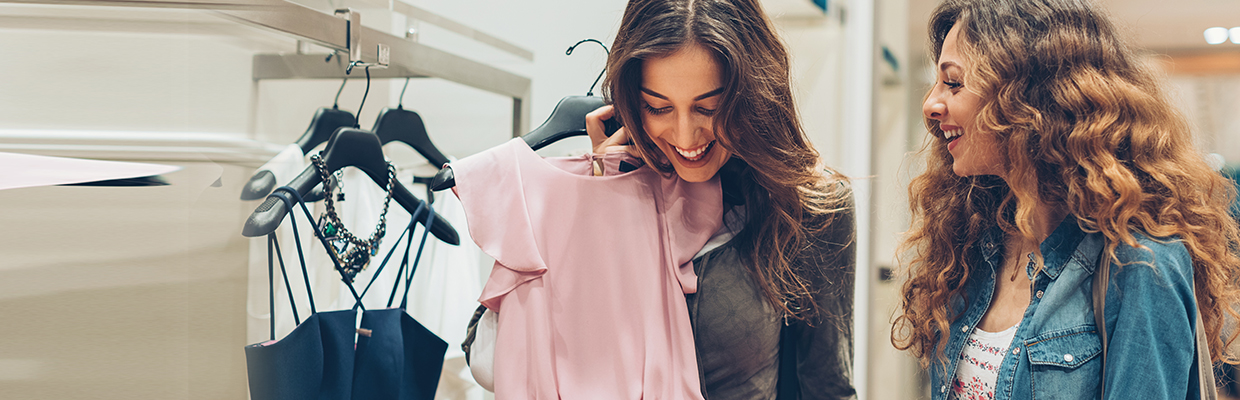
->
xmin=451 ymin=138 xmax=721 ymax=399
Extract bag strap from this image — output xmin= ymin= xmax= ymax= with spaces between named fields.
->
xmin=1197 ymin=309 xmax=1219 ymax=400
xmin=395 ymin=206 xmax=436 ymax=310
xmin=1092 ymin=253 xmax=1109 ymax=399
xmin=272 ymin=186 xmax=365 ymax=309
xmin=266 ymin=234 xmax=277 ymax=340
xmin=263 ymin=190 xmax=323 ymax=334
xmin=1092 ymin=248 xmax=1217 ymax=399
xmin=355 ymin=201 xmax=424 ymax=310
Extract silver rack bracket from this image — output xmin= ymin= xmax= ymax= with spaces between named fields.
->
xmin=333 ymin=8 xmax=360 ymax=64
xmin=331 ymin=8 xmax=388 ymax=69
xmin=254 ymin=54 xmax=417 ymax=80
xmin=376 ymin=43 xmax=389 ymax=67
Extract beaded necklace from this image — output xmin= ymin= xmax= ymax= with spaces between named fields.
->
xmin=311 ymin=153 xmax=395 ymax=281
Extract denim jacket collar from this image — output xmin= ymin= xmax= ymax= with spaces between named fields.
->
xmin=1036 ymin=216 xmax=1089 ymax=279
xmin=975 ymin=216 xmax=1090 ymax=281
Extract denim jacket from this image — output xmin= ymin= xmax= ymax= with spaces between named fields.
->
xmin=929 ymin=216 xmax=1202 ymax=400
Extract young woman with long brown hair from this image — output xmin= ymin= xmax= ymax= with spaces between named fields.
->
xmin=585 ymin=0 xmax=857 ymax=397
xmin=892 ymin=0 xmax=1240 ymax=398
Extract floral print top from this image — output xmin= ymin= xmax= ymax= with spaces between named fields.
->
xmin=949 ymin=323 xmax=1018 ymax=400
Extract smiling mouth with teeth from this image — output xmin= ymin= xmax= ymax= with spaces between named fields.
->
xmin=674 ymin=140 xmax=716 ymax=162
xmin=942 ymin=128 xmax=963 ymax=143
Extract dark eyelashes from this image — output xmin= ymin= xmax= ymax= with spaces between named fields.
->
xmin=642 ymin=104 xmax=717 ymax=116
xmin=643 ymin=104 xmax=671 ymax=115
xmin=943 ymin=81 xmax=963 ymax=89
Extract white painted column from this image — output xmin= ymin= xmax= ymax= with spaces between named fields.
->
xmin=841 ymin=0 xmax=876 ymax=398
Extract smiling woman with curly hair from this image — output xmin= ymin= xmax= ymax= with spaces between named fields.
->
xmin=891 ymin=0 xmax=1240 ymax=398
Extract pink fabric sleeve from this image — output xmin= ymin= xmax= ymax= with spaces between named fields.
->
xmin=450 ymin=139 xmax=548 ymax=311
xmin=477 ymin=261 xmax=537 ymax=312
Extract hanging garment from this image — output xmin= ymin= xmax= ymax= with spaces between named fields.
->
xmin=463 ymin=147 xmax=652 ymax=392
xmin=246 ymin=144 xmax=314 ymax=344
xmin=245 ymin=188 xmax=448 ymax=400
xmin=450 ymin=138 xmax=722 ymax=399
xmin=312 ymin=153 xmax=486 ymax=400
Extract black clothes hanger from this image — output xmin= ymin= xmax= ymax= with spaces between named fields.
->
xmin=430 ymin=39 xmax=621 ymax=191
xmin=296 ymin=77 xmax=359 ymax=154
xmin=427 ymin=97 xmax=621 ymax=190
xmin=245 ymin=66 xmax=457 ymax=245
xmin=372 ymin=78 xmax=451 ymax=168
xmin=294 ymin=107 xmax=359 ymax=154
xmin=520 ymin=39 xmax=620 ymax=151
xmin=242 ymin=127 xmax=459 ymax=245
xmin=240 ymin=79 xmax=357 ymax=201
xmin=521 ymin=95 xmax=623 ymax=151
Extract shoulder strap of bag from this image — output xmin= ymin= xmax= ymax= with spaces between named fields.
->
xmin=1197 ymin=308 xmax=1219 ymax=400
xmin=1092 ymin=248 xmax=1217 ymax=400
xmin=1092 ymin=253 xmax=1109 ymax=399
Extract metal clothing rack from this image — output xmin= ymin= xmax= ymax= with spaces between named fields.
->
xmin=0 ymin=0 xmax=533 ymax=137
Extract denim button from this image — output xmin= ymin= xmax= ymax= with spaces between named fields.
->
xmin=941 ymin=385 xmax=947 ymax=393
xmin=961 ymin=325 xmax=968 ymax=332
xmin=1064 ymin=353 xmax=1074 ymax=362
xmin=1013 ymin=347 xmax=1021 ymax=355
xmin=1036 ymin=290 xmax=1044 ymax=298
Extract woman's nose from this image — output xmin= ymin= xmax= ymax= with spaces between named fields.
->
xmin=675 ymin=113 xmax=701 ymax=142
xmin=923 ymin=94 xmax=945 ymax=120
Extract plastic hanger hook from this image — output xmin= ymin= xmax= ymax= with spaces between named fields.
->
xmin=566 ymin=39 xmax=609 ymax=96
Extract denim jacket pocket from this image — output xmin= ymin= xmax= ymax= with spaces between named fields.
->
xmin=1025 ymin=325 xmax=1102 ymax=400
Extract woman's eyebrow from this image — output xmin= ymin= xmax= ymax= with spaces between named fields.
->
xmin=640 ymin=87 xmax=726 ymax=100
xmin=640 ymin=87 xmax=667 ymax=99
xmin=694 ymin=87 xmax=725 ymax=101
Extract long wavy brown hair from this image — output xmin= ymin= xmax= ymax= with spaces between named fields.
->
xmin=892 ymin=0 xmax=1240 ymax=365
xmin=604 ymin=0 xmax=852 ymax=322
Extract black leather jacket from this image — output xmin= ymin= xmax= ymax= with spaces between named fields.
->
xmin=685 ymin=187 xmax=856 ymax=400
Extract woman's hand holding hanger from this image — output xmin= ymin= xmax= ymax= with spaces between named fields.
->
xmin=586 ymin=105 xmax=634 ymax=156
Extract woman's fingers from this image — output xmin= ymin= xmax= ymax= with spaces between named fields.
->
xmin=587 ymin=105 xmax=636 ymax=156
xmin=585 ymin=105 xmax=616 ymax=151
xmin=596 ymin=127 xmax=635 ymax=156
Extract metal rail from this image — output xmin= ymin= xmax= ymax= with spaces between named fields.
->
xmin=0 ymin=0 xmax=281 ymax=9
xmin=391 ymin=1 xmax=534 ymax=61
xmin=0 ymin=0 xmax=533 ymax=136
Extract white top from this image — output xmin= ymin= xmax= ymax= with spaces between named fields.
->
xmin=246 ymin=144 xmax=311 ymax=345
xmin=950 ymin=323 xmax=1019 ymax=400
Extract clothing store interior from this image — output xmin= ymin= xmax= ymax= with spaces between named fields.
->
xmin=0 ymin=0 xmax=1237 ymax=399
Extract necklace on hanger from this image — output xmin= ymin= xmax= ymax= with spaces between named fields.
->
xmin=311 ymin=153 xmax=396 ymax=282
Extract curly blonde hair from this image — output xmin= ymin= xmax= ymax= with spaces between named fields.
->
xmin=892 ymin=0 xmax=1240 ymax=365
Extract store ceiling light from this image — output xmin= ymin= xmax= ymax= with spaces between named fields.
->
xmin=1205 ymin=27 xmax=1229 ymax=44
xmin=1231 ymin=27 xmax=1240 ymax=44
